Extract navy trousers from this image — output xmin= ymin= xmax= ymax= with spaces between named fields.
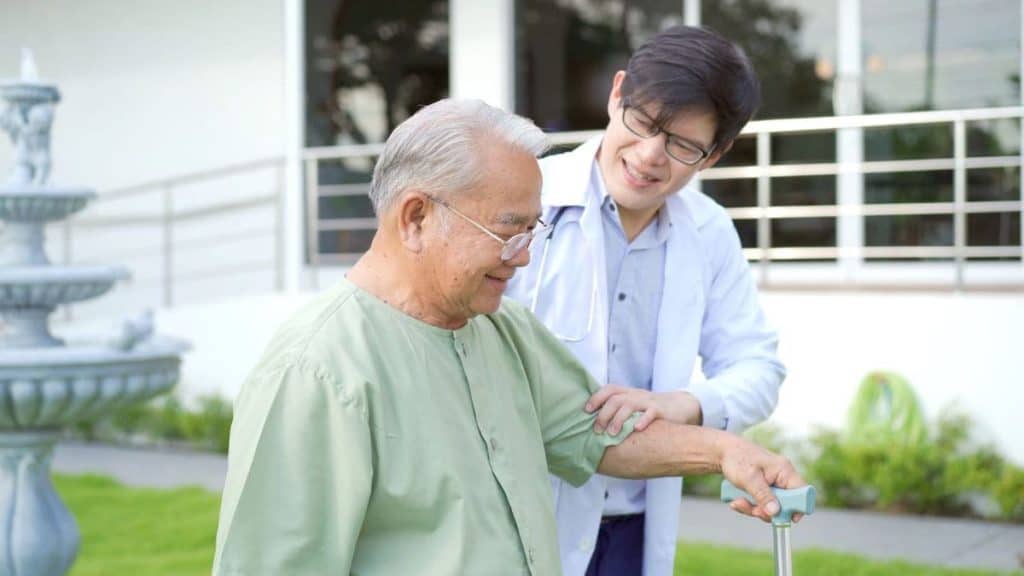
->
xmin=584 ymin=513 xmax=645 ymax=576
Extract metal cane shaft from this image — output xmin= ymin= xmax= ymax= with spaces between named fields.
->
xmin=772 ymin=523 xmax=792 ymax=576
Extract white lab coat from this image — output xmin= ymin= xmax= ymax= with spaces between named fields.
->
xmin=506 ymin=136 xmax=785 ymax=576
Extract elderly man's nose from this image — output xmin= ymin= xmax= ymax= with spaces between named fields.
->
xmin=506 ymin=245 xmax=532 ymax=268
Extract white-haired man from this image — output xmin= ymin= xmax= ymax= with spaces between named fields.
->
xmin=213 ymin=98 xmax=803 ymax=575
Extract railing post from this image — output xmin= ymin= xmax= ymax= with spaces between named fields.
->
xmin=756 ymin=131 xmax=772 ymax=285
xmin=836 ymin=0 xmax=864 ymax=285
xmin=162 ymin=184 xmax=174 ymax=307
xmin=953 ymin=118 xmax=967 ymax=290
xmin=304 ymin=157 xmax=320 ymax=289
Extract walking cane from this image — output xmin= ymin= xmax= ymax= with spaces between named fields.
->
xmin=720 ymin=480 xmax=816 ymax=576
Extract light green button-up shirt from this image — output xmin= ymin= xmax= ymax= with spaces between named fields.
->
xmin=213 ymin=278 xmax=634 ymax=575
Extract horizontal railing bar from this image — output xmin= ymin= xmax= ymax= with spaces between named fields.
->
xmin=740 ymin=106 xmax=1024 ymax=135
xmin=703 ymin=156 xmax=1020 ymax=180
xmin=166 ymin=227 xmax=278 ymax=252
xmin=303 ymin=143 xmax=384 ymax=160
xmin=72 ymin=194 xmax=278 ymax=227
xmin=317 ymin=217 xmax=378 ymax=231
xmin=726 ymin=200 xmax=1023 ymax=220
xmin=741 ymin=245 xmax=1021 ymax=260
xmin=102 ymin=157 xmax=285 ymax=200
xmin=319 ymin=183 xmax=373 ymax=197
xmin=313 ymin=253 xmax=361 ymax=265
xmin=300 ymin=108 xmax=1023 ymax=164
xmin=172 ymin=260 xmax=278 ymax=283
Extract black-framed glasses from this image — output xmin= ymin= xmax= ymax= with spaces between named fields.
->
xmin=621 ymin=105 xmax=714 ymax=166
xmin=426 ymin=194 xmax=548 ymax=261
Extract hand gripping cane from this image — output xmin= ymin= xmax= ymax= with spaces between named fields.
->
xmin=720 ymin=480 xmax=816 ymax=576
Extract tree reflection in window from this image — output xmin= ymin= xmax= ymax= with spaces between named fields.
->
xmin=306 ymin=0 xmax=449 ymax=147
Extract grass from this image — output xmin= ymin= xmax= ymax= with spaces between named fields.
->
xmin=54 ymin=474 xmax=1017 ymax=576
xmin=55 ymin=475 xmax=219 ymax=576
xmin=674 ymin=542 xmax=1016 ymax=576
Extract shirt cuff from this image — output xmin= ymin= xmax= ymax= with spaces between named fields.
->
xmin=687 ymin=381 xmax=728 ymax=430
xmin=572 ymin=412 xmax=641 ymax=488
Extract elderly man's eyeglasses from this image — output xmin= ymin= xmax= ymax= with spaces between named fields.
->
xmin=621 ymin=105 xmax=714 ymax=166
xmin=426 ymin=194 xmax=548 ymax=261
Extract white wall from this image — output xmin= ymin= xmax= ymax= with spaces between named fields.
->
xmin=0 ymin=0 xmax=286 ymax=190
xmin=763 ymin=291 xmax=1024 ymax=464
xmin=55 ymin=287 xmax=1024 ymax=465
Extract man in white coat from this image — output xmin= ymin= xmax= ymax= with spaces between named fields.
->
xmin=506 ymin=26 xmax=783 ymax=576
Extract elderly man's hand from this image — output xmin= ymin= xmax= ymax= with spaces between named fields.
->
xmin=585 ymin=386 xmax=702 ymax=435
xmin=718 ymin=434 xmax=806 ymax=523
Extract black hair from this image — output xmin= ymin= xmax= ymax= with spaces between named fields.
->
xmin=620 ymin=25 xmax=761 ymax=151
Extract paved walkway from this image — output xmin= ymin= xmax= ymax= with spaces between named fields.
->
xmin=53 ymin=442 xmax=1024 ymax=573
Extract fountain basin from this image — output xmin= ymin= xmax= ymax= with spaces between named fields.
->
xmin=0 ymin=186 xmax=95 ymax=221
xmin=0 ymin=337 xmax=188 ymax=429
xmin=0 ymin=265 xmax=129 ymax=308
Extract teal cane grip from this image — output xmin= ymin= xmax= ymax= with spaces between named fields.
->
xmin=720 ymin=480 xmax=817 ymax=525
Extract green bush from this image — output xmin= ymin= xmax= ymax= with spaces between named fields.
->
xmin=67 ymin=393 xmax=234 ymax=454
xmin=804 ymin=375 xmax=1023 ymax=522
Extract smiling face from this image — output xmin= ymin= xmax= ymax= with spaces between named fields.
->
xmin=422 ymin=140 xmax=543 ymax=322
xmin=597 ymin=71 xmax=725 ymax=234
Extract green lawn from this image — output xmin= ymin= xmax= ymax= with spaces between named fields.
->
xmin=55 ymin=474 xmax=1016 ymax=576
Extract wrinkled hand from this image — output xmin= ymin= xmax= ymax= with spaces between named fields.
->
xmin=718 ymin=434 xmax=806 ymax=523
xmin=585 ymin=386 xmax=702 ymax=435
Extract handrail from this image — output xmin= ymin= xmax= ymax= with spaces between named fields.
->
xmin=61 ymin=156 xmax=287 ymax=310
xmin=102 ymin=156 xmax=286 ymax=200
xmin=301 ymin=106 xmax=1024 ymax=291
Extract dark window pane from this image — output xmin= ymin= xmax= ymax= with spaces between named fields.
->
xmin=703 ymin=179 xmax=756 ymax=208
xmin=771 ymin=218 xmax=836 ymax=247
xmin=319 ymin=230 xmax=376 ymax=254
xmin=733 ymin=219 xmax=757 ymax=249
xmin=772 ymin=175 xmax=836 ymax=206
xmin=862 ymin=0 xmax=1020 ymax=113
xmin=772 ymin=132 xmax=835 ymax=164
xmin=703 ymin=0 xmax=835 ymax=119
xmin=968 ymin=119 xmax=1021 ymax=157
xmin=516 ymin=0 xmax=683 ymax=131
xmin=865 ymin=171 xmax=953 ymax=204
xmin=714 ymin=134 xmax=757 ymax=167
xmin=319 ymin=195 xmax=375 ymax=220
xmin=865 ymin=215 xmax=953 ymax=246
xmin=968 ymin=212 xmax=1021 ymax=247
xmin=864 ymin=124 xmax=952 ymax=161
xmin=305 ymin=0 xmax=449 ymax=146
xmin=969 ymin=167 xmax=1020 ymax=202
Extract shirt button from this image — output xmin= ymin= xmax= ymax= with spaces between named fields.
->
xmin=617 ymin=292 xmax=626 ymax=301
xmin=579 ymin=537 xmax=591 ymax=551
xmin=490 ymin=437 xmax=498 ymax=452
xmin=528 ymin=547 xmax=535 ymax=564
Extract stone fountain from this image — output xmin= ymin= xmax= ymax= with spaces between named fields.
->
xmin=0 ymin=50 xmax=187 ymax=575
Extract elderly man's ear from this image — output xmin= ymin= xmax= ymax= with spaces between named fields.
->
xmin=396 ymin=191 xmax=430 ymax=254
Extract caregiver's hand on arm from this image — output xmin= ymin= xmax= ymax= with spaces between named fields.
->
xmin=586 ymin=386 xmax=702 ymax=433
xmin=596 ymin=420 xmax=806 ymax=523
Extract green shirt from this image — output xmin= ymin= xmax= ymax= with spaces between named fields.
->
xmin=213 ymin=278 xmax=634 ymax=575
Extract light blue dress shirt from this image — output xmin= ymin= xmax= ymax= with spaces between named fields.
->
xmin=592 ymin=162 xmax=670 ymax=516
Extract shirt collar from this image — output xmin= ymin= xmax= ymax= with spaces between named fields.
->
xmin=590 ymin=159 xmax=672 ymax=246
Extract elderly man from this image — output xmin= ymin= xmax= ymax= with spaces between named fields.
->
xmin=213 ymin=98 xmax=803 ymax=576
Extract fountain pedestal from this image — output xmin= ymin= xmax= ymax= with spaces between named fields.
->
xmin=0 ymin=432 xmax=77 ymax=576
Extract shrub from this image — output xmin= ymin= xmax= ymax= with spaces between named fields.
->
xmin=66 ymin=393 xmax=234 ymax=454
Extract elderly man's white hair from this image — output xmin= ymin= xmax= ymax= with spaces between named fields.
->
xmin=369 ymin=98 xmax=549 ymax=215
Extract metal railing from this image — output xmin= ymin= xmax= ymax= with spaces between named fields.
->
xmin=303 ymin=106 xmax=1024 ymax=290
xmin=60 ymin=156 xmax=286 ymax=309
